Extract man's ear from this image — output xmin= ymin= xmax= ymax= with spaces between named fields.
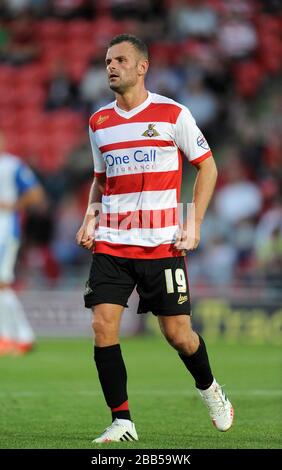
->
xmin=138 ymin=59 xmax=149 ymax=76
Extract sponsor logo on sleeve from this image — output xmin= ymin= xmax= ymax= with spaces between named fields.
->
xmin=197 ymin=133 xmax=209 ymax=150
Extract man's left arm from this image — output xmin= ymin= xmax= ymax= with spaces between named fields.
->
xmin=174 ymin=156 xmax=217 ymax=251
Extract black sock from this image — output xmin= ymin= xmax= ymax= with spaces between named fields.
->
xmin=94 ymin=344 xmax=131 ymax=421
xmin=178 ymin=335 xmax=213 ymax=390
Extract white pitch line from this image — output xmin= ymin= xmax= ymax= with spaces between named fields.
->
xmin=0 ymin=390 xmax=281 ymax=397
xmin=80 ymin=389 xmax=282 ymax=397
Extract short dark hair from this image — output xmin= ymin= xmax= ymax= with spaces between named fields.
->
xmin=108 ymin=34 xmax=148 ymax=59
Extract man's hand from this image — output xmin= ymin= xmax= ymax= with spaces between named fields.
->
xmin=174 ymin=221 xmax=201 ymax=252
xmin=76 ymin=215 xmax=96 ymax=251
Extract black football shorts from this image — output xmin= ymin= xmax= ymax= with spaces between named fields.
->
xmin=84 ymin=253 xmax=191 ymax=316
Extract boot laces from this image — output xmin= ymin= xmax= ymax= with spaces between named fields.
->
xmin=203 ymin=384 xmax=228 ymax=418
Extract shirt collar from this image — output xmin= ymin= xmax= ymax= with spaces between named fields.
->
xmin=114 ymin=91 xmax=152 ymax=119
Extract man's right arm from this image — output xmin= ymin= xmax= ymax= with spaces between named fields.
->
xmin=76 ymin=173 xmax=106 ymax=250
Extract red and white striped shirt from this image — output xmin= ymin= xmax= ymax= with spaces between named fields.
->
xmin=89 ymin=92 xmax=212 ymax=259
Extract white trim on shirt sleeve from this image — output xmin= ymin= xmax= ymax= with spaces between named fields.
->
xmin=174 ymin=107 xmax=212 ymax=164
xmin=89 ymin=126 xmax=106 ymax=175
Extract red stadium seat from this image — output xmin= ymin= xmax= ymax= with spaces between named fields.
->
xmin=64 ymin=38 xmax=97 ymax=62
xmin=65 ymin=20 xmax=93 ymax=41
xmin=13 ymin=85 xmax=46 ymax=109
xmin=50 ymin=128 xmax=81 ymax=151
xmin=0 ymin=66 xmax=15 ymax=88
xmin=256 ymin=14 xmax=281 ymax=37
xmin=0 ymin=88 xmax=17 ymax=108
xmin=39 ymin=145 xmax=68 ymax=172
xmin=234 ymin=61 xmax=264 ymax=98
xmin=0 ymin=113 xmax=17 ymax=132
xmin=14 ymin=65 xmax=46 ymax=86
xmin=40 ymin=42 xmax=70 ymax=63
xmin=15 ymin=110 xmax=46 ymax=128
xmin=66 ymin=58 xmax=88 ymax=83
xmin=258 ymin=35 xmax=281 ymax=74
xmin=37 ymin=20 xmax=66 ymax=41
xmin=150 ymin=42 xmax=179 ymax=65
xmin=89 ymin=17 xmax=121 ymax=44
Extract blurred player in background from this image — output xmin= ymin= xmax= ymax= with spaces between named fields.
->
xmin=0 ymin=131 xmax=45 ymax=356
xmin=76 ymin=34 xmax=234 ymax=443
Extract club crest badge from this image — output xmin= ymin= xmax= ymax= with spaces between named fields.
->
xmin=142 ymin=123 xmax=160 ymax=138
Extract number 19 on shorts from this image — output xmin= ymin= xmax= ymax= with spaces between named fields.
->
xmin=165 ymin=268 xmax=187 ymax=294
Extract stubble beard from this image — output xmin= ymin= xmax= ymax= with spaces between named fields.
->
xmin=109 ymin=75 xmax=136 ymax=94
xmin=109 ymin=83 xmax=123 ymax=93
xmin=109 ymin=80 xmax=130 ymax=95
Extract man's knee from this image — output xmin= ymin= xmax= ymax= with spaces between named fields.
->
xmin=91 ymin=304 xmax=123 ymax=346
xmin=159 ymin=315 xmax=198 ymax=354
xmin=92 ymin=311 xmax=114 ymax=334
xmin=163 ymin=329 xmax=189 ymax=353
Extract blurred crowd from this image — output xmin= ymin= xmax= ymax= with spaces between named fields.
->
xmin=0 ymin=0 xmax=281 ymax=288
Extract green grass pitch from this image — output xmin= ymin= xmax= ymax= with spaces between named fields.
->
xmin=0 ymin=336 xmax=281 ymax=449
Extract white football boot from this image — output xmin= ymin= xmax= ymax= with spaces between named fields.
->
xmin=198 ymin=379 xmax=234 ymax=431
xmin=93 ymin=418 xmax=138 ymax=443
